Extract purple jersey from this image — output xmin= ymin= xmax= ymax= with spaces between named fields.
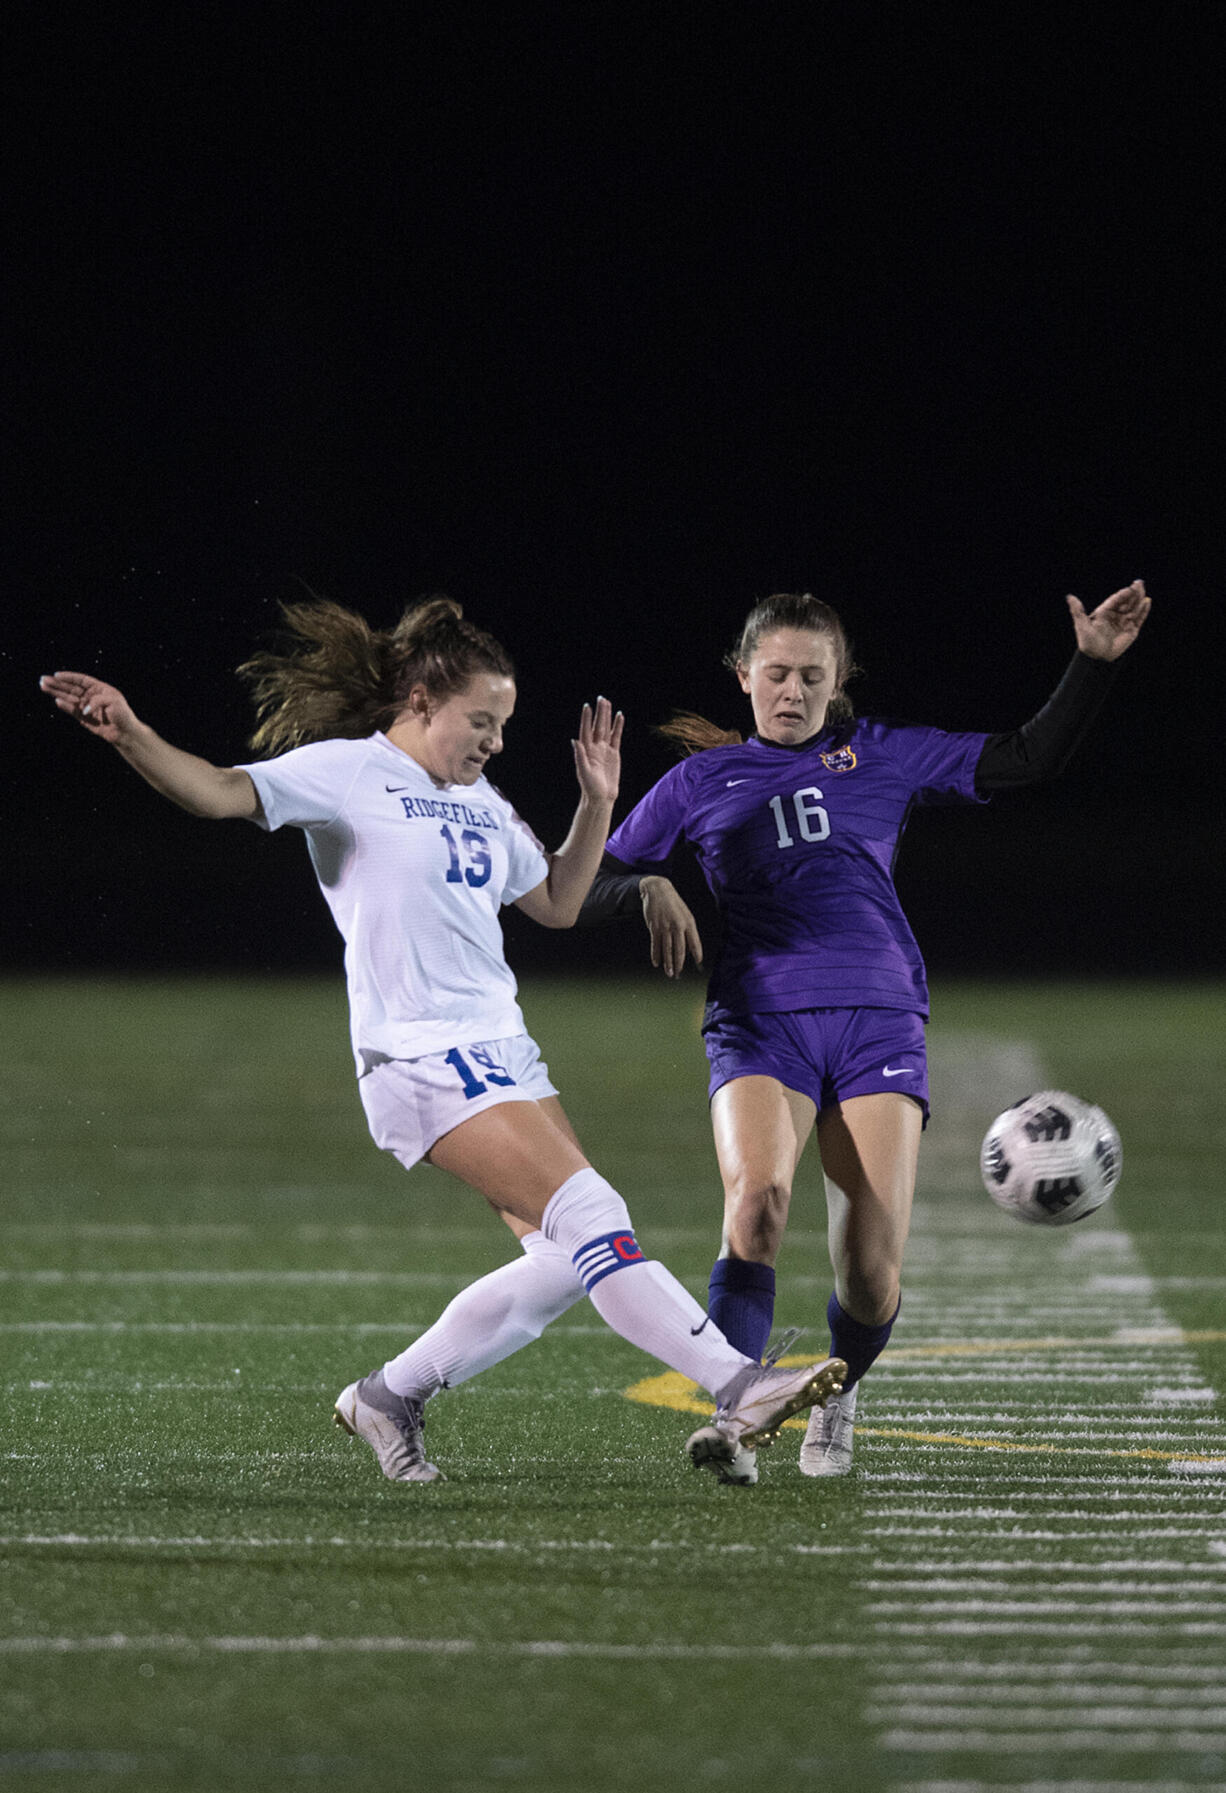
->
xmin=606 ymin=719 xmax=989 ymax=1019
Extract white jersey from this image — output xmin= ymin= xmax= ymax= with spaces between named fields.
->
xmin=239 ymin=733 xmax=550 ymax=1072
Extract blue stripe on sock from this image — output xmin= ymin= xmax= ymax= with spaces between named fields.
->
xmin=572 ymin=1230 xmax=645 ymax=1291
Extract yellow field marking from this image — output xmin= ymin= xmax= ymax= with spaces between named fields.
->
xmin=625 ymin=1337 xmax=1226 ymax=1467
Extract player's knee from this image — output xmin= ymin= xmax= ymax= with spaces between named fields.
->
xmin=840 ymin=1267 xmax=900 ymax=1326
xmin=724 ymin=1179 xmax=791 ymax=1260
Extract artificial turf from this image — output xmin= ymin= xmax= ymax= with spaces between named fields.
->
xmin=2 ymin=976 xmax=1224 ymax=1792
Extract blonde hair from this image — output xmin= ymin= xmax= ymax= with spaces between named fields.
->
xmin=656 ymin=592 xmax=858 ymax=756
xmin=237 ymin=594 xmax=514 ymax=756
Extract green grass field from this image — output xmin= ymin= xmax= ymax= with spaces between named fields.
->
xmin=2 ymin=975 xmax=1225 ymax=1793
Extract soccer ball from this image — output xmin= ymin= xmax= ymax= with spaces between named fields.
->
xmin=979 ymin=1089 xmax=1122 ymax=1226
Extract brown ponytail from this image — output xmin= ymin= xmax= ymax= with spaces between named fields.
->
xmin=238 ymin=593 xmax=514 ymax=756
xmin=655 ymin=711 xmax=745 ymax=755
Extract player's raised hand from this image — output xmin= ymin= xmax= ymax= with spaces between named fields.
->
xmin=1067 ymin=579 xmax=1151 ymax=661
xmin=572 ymin=696 xmax=624 ymax=806
xmin=39 ymin=671 xmax=140 ymax=744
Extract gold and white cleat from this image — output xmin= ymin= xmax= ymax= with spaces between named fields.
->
xmin=686 ymin=1357 xmax=846 ymax=1482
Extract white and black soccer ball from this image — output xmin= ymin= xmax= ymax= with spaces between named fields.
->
xmin=980 ymin=1090 xmax=1122 ymax=1226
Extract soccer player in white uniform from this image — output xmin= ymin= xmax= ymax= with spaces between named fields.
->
xmin=41 ymin=595 xmax=845 ymax=1486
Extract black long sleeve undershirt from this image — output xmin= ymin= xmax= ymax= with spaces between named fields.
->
xmin=974 ymin=650 xmax=1120 ymax=791
xmin=578 ymin=859 xmax=649 ymax=923
xmin=578 ymin=651 xmax=1122 ymax=923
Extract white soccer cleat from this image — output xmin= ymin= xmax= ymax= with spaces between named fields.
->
xmin=686 ymin=1357 xmax=846 ymax=1483
xmin=798 ymin=1382 xmax=858 ymax=1477
xmin=334 ymin=1372 xmax=444 ymax=1484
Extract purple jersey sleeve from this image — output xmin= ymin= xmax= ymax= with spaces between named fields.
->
xmin=886 ymin=724 xmax=991 ymax=806
xmin=606 ymin=760 xmax=692 ymax=866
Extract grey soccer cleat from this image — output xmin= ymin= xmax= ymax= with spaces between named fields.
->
xmin=333 ymin=1370 xmax=444 ymax=1484
xmin=686 ymin=1357 xmax=846 ymax=1483
xmin=799 ymin=1382 xmax=858 ymax=1477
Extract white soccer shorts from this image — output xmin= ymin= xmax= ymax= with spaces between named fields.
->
xmin=358 ymin=1034 xmax=558 ymax=1171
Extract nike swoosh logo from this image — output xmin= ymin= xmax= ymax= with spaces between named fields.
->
xmin=726 ymin=779 xmax=749 ymax=787
xmin=882 ymin=1065 xmax=915 ymax=1077
xmin=385 ymin=784 xmax=411 ymax=793
xmin=690 ymin=1317 xmax=711 ymax=1336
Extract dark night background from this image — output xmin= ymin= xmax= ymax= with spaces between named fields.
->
xmin=6 ymin=6 xmax=1222 ymax=984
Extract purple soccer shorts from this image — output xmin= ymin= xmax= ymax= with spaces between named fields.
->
xmin=703 ymin=1005 xmax=929 ymax=1121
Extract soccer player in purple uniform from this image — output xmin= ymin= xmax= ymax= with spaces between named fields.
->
xmin=585 ymin=580 xmax=1150 ymax=1481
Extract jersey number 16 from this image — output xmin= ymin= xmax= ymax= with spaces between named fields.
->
xmin=768 ymin=787 xmax=830 ymax=848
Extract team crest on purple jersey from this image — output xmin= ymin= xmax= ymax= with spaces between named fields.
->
xmin=820 ymin=746 xmax=857 ymax=773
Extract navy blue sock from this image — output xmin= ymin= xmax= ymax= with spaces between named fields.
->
xmin=707 ymin=1258 xmax=776 ymax=1361
xmin=827 ymin=1291 xmax=900 ymax=1390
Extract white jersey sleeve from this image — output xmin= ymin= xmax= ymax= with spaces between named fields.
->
xmin=489 ymin=784 xmax=550 ymax=905
xmin=242 ymin=737 xmax=365 ymax=832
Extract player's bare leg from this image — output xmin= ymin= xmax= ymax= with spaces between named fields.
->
xmin=801 ymin=1091 xmax=922 ymax=1476
xmin=704 ymin=1075 xmax=817 ymax=1391
xmin=711 ymin=1075 xmax=816 ymax=1265
xmin=689 ymin=1077 xmax=825 ymax=1483
xmin=818 ymin=1091 xmax=921 ymax=1322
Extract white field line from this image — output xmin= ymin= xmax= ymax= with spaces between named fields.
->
xmin=865 ymin=1528 xmax=1226 ymax=1543
xmin=879 ymin=1681 xmax=1226 ymax=1700
xmin=0 ymin=1221 xmax=823 ymax=1246
xmin=0 ymin=1269 xmax=480 ymax=1284
xmin=868 ymin=1371 xmax=1216 ymax=1382
xmin=862 ymin=1504 xmax=1226 ymax=1520
xmin=874 ymin=1453 xmax=1226 ymax=1470
xmin=0 ymin=1533 xmax=867 ymax=1558
xmin=878 ymin=1622 xmax=1226 ymax=1639
xmin=0 ymin=1321 xmax=612 ymax=1335
xmin=0 ymin=1223 xmax=534 ymax=1240
xmin=869 ymin=1400 xmax=1220 ymax=1414
xmin=870 ymin=1561 xmax=1226 ymax=1574
xmin=878 ymin=1656 xmax=1226 ymax=1681
xmin=864 ymin=1488 xmax=1226 ymax=1502
xmin=0 ymin=1633 xmax=853 ymax=1660
xmin=892 ymin=1782 xmax=1224 ymax=1793
xmin=882 ymin=1729 xmax=1226 ymax=1752
xmin=15 ymin=1381 xmax=326 ymax=1394
xmin=861 ymin=1580 xmax=1226 ymax=1595
xmin=867 ymin=1424 xmax=1224 ymax=1442
xmin=0 ymin=1754 xmax=358 ymax=1779
xmin=871 ymin=1704 xmax=1226 ymax=1728
xmin=893 ymin=1784 xmax=1219 ymax=1793
xmin=867 ymin=1601 xmax=1226 ymax=1617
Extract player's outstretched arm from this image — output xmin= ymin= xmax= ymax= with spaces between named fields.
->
xmin=515 ymin=697 xmax=624 ymax=928
xmin=1067 ymin=578 xmax=1151 ymax=660
xmin=39 ymin=670 xmax=262 ymax=820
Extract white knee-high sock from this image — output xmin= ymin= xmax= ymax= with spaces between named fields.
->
xmin=381 ymin=1230 xmax=585 ymax=1400
xmin=541 ymin=1167 xmax=751 ymax=1398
